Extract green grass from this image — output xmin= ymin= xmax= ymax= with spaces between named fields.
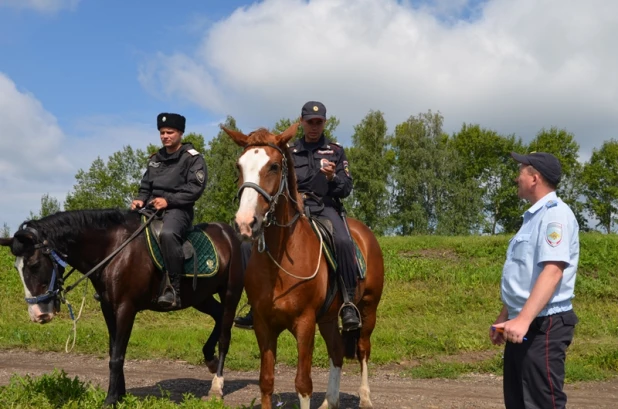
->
xmin=0 ymin=370 xmax=238 ymax=408
xmin=1 ymin=233 xmax=617 ymax=391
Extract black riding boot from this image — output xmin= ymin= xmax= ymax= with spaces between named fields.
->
xmin=234 ymin=308 xmax=254 ymax=330
xmin=340 ymin=289 xmax=361 ymax=331
xmin=158 ymin=271 xmax=181 ymax=309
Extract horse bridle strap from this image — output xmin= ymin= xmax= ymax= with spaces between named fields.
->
xmin=236 ymin=142 xmax=300 ymax=229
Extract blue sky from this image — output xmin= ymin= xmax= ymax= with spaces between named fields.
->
xmin=0 ymin=0 xmax=616 ymax=232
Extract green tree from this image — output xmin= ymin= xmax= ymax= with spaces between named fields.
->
xmin=528 ymin=127 xmax=586 ymax=228
xmin=391 ymin=110 xmax=482 ymax=235
xmin=1 ymin=222 xmax=10 ymax=238
xmin=194 ymin=116 xmax=243 ymax=224
xmin=64 ymin=146 xmax=147 ymax=210
xmin=345 ymin=110 xmax=393 ymax=235
xmin=451 ymin=124 xmax=526 ymax=234
xmin=582 ymin=140 xmax=618 ymax=233
xmin=29 ymin=193 xmax=62 ymax=220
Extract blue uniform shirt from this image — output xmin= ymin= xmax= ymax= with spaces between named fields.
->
xmin=501 ymin=191 xmax=580 ymax=319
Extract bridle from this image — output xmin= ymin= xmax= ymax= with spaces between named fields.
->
xmin=236 ymin=143 xmax=301 ymax=244
xmin=15 ymin=225 xmax=72 ymax=306
xmin=236 ymin=142 xmax=324 ymax=281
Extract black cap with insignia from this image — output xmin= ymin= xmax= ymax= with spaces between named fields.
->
xmin=301 ymin=101 xmax=327 ymax=120
xmin=157 ymin=113 xmax=186 ymax=132
xmin=511 ymin=151 xmax=562 ymax=186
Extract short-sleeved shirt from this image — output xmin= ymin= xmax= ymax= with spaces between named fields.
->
xmin=501 ymin=191 xmax=580 ymax=319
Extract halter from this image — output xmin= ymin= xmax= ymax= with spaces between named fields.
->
xmin=236 ymin=143 xmax=301 ymax=237
xmin=16 ymin=225 xmax=72 ymax=305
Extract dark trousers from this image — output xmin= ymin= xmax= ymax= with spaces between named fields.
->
xmin=318 ymin=206 xmax=358 ymax=298
xmin=504 ymin=310 xmax=578 ymax=409
xmin=159 ymin=208 xmax=192 ymax=276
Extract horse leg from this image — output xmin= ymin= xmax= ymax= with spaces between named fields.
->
xmin=193 ymin=295 xmax=226 ymax=397
xmin=194 ymin=296 xmax=223 ymax=373
xmin=291 ymin=318 xmax=317 ymax=409
xmin=101 ymin=302 xmax=137 ymax=407
xmin=255 ymin=322 xmax=279 ymax=409
xmin=209 ymin=276 xmax=244 ymax=398
xmin=317 ymin=320 xmax=344 ymax=409
xmin=357 ymin=305 xmax=377 ymax=409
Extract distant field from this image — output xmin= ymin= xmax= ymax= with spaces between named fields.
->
xmin=1 ymin=233 xmax=617 ymax=383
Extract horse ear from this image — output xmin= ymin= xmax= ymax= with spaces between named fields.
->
xmin=221 ymin=126 xmax=249 ymax=147
xmin=277 ymin=122 xmax=300 ymax=145
xmin=0 ymin=237 xmax=13 ymax=247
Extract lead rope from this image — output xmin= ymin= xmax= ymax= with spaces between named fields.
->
xmin=64 ymin=278 xmax=89 ymax=353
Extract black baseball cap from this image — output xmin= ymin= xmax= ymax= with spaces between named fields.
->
xmin=511 ymin=152 xmax=562 ymax=186
xmin=301 ymin=101 xmax=327 ymax=120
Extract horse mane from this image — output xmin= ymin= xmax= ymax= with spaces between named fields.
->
xmin=24 ymin=209 xmax=139 ymax=252
xmin=246 ymin=128 xmax=304 ymax=214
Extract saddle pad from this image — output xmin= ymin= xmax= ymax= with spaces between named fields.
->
xmin=310 ymin=220 xmax=367 ymax=279
xmin=143 ymin=216 xmax=219 ymax=278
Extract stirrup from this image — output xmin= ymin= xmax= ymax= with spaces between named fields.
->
xmin=157 ymin=284 xmax=179 ymax=309
xmin=337 ymin=301 xmax=362 ymax=331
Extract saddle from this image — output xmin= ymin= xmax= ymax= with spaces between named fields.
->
xmin=141 ymin=213 xmax=220 ymax=290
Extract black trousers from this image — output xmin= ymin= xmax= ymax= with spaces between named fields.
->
xmin=317 ymin=206 xmax=358 ymax=298
xmin=159 ymin=208 xmax=192 ymax=276
xmin=504 ymin=310 xmax=578 ymax=409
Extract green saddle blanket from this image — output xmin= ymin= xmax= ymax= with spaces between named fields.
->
xmin=143 ymin=216 xmax=219 ymax=278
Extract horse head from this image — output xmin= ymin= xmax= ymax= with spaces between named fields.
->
xmin=222 ymin=123 xmax=301 ymax=240
xmin=0 ymin=225 xmax=62 ymax=323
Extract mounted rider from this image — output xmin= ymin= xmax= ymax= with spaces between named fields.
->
xmin=131 ymin=113 xmax=207 ymax=309
xmin=235 ymin=101 xmax=361 ymax=331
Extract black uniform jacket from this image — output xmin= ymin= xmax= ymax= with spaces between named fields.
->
xmin=289 ymin=135 xmax=352 ymax=208
xmin=136 ymin=143 xmax=207 ymax=210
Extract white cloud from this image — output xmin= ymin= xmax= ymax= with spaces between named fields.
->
xmin=0 ymin=0 xmax=80 ymax=13
xmin=0 ymin=73 xmax=155 ymax=234
xmin=140 ymin=0 xmax=618 ymax=156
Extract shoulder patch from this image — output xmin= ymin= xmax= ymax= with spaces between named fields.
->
xmin=187 ymin=149 xmax=200 ymax=156
xmin=546 ymin=222 xmax=563 ymax=247
xmin=546 ymin=200 xmax=558 ymax=209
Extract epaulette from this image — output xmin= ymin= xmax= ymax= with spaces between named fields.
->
xmin=149 ymin=152 xmax=157 ymax=158
xmin=546 ymin=200 xmax=558 ymax=209
xmin=187 ymin=149 xmax=200 ymax=156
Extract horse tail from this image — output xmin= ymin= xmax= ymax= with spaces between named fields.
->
xmin=342 ymin=329 xmax=360 ymax=360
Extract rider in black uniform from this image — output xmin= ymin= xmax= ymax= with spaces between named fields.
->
xmin=131 ymin=113 xmax=207 ymax=309
xmin=235 ymin=101 xmax=360 ymax=331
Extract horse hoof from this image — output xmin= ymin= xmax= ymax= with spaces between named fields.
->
xmin=205 ymin=357 xmax=219 ymax=374
xmin=359 ymin=399 xmax=373 ymax=409
xmin=207 ymin=374 xmax=224 ymax=397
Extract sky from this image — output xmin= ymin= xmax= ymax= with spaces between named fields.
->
xmin=0 ymin=0 xmax=616 ymax=233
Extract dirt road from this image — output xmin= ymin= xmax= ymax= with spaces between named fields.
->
xmin=0 ymin=349 xmax=616 ymax=408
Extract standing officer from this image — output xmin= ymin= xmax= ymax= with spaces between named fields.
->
xmin=491 ymin=152 xmax=579 ymax=409
xmin=234 ymin=101 xmax=361 ymax=331
xmin=131 ymin=113 xmax=207 ymax=309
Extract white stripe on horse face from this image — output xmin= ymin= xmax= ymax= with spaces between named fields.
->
xmin=237 ymin=148 xmax=270 ymax=220
xmin=14 ymin=256 xmax=34 ymax=299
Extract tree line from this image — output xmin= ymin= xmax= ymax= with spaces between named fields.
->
xmin=13 ymin=110 xmax=618 ymax=237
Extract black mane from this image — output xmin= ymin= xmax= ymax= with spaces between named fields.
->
xmin=24 ymin=209 xmax=139 ymax=251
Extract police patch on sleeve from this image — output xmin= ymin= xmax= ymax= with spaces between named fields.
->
xmin=343 ymin=160 xmax=350 ymax=177
xmin=196 ymin=170 xmax=205 ymax=185
xmin=546 ymin=222 xmax=563 ymax=247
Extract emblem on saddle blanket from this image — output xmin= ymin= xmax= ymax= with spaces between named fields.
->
xmin=142 ymin=216 xmax=220 ymax=278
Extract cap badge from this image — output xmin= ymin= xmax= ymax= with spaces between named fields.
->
xmin=313 ymin=106 xmax=319 ymax=112
xmin=162 ymin=116 xmax=166 ymax=122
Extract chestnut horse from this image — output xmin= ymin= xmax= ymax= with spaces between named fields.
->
xmin=222 ymin=123 xmax=384 ymax=409
xmin=0 ymin=209 xmax=244 ymax=406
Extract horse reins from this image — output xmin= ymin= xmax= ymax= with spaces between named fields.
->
xmin=18 ymin=208 xmax=160 ymax=305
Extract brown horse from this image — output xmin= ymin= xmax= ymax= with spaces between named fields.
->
xmin=0 ymin=209 xmax=244 ymax=406
xmin=222 ymin=123 xmax=384 ymax=409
